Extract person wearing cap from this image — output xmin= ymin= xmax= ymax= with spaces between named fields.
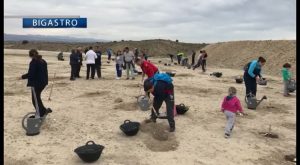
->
xmin=135 ymin=57 xmax=159 ymax=82
xmin=144 ymin=78 xmax=175 ymax=132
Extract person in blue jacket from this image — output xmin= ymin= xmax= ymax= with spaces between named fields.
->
xmin=21 ymin=49 xmax=52 ymax=117
xmin=243 ymin=56 xmax=266 ymax=96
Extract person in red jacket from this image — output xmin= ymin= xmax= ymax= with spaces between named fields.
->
xmin=135 ymin=57 xmax=159 ymax=82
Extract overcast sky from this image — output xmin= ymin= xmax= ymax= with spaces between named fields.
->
xmin=4 ymin=0 xmax=296 ymax=43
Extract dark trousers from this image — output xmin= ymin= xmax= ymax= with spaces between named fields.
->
xmin=191 ymin=55 xmax=195 ymax=65
xmin=76 ymin=64 xmax=82 ymax=77
xmin=193 ymin=60 xmax=202 ymax=70
xmin=31 ymin=87 xmax=47 ymax=117
xmin=177 ymin=56 xmax=182 ymax=64
xmin=244 ymin=72 xmax=257 ymax=96
xmin=152 ymin=94 xmax=175 ymax=129
xmin=86 ymin=64 xmax=95 ymax=79
xmin=94 ymin=64 xmax=101 ymax=78
xmin=116 ymin=64 xmax=122 ymax=77
xmin=202 ymin=60 xmax=207 ymax=72
xmin=169 ymin=55 xmax=174 ymax=62
xmin=70 ymin=64 xmax=78 ymax=80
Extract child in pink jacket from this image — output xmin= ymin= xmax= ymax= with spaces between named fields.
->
xmin=221 ymin=87 xmax=245 ymax=138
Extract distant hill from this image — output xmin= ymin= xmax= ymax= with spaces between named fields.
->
xmin=4 ymin=39 xmax=208 ymax=57
xmin=4 ymin=33 xmax=106 ymax=43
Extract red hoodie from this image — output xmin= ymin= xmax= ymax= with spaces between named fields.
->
xmin=221 ymin=96 xmax=243 ymax=113
xmin=141 ymin=60 xmax=158 ymax=78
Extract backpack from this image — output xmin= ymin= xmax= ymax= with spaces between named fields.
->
xmin=149 ymin=73 xmax=173 ymax=87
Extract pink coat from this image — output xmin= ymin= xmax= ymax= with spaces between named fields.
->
xmin=221 ymin=96 xmax=243 ymax=113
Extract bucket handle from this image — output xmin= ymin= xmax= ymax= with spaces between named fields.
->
xmin=86 ymin=141 xmax=96 ymax=146
xmin=22 ymin=112 xmax=36 ymax=131
xmin=124 ymin=120 xmax=131 ymax=124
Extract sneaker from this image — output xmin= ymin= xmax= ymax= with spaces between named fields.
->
xmin=169 ymin=127 xmax=175 ymax=132
xmin=116 ymin=77 xmax=120 ymax=80
xmin=70 ymin=78 xmax=75 ymax=81
xmin=224 ymin=133 xmax=230 ymax=138
xmin=126 ymin=77 xmax=129 ymax=80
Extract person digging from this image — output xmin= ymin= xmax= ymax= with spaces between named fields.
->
xmin=143 ymin=76 xmax=176 ymax=132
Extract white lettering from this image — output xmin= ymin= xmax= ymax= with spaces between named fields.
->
xmin=65 ymin=19 xmax=70 ymax=26
xmin=54 ymin=19 xmax=59 ymax=26
xmin=41 ymin=19 xmax=47 ymax=26
xmin=71 ymin=19 xmax=78 ymax=26
xmin=32 ymin=19 xmax=38 ymax=26
xmin=60 ymin=19 xmax=64 ymax=26
xmin=48 ymin=20 xmax=53 ymax=26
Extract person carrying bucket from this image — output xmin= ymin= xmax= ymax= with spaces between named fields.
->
xmin=20 ymin=49 xmax=52 ymax=118
xmin=143 ymin=73 xmax=176 ymax=132
xmin=243 ymin=56 xmax=266 ymax=96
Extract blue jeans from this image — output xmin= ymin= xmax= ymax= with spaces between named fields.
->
xmin=116 ymin=64 xmax=122 ymax=77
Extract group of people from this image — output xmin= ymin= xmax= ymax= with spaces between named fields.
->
xmin=221 ymin=56 xmax=294 ymax=138
xmin=20 ymin=48 xmax=294 ymax=136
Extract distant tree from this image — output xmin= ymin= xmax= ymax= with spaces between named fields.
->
xmin=175 ymin=40 xmax=179 ymax=43
xmin=22 ymin=40 xmax=29 ymax=44
xmin=121 ymin=40 xmax=125 ymax=42
xmin=113 ymin=41 xmax=117 ymax=43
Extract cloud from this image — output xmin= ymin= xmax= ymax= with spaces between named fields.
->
xmin=4 ymin=0 xmax=296 ymax=43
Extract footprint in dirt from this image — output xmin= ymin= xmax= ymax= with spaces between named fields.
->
xmin=140 ymin=122 xmax=179 ymax=152
xmin=260 ymin=103 xmax=291 ymax=114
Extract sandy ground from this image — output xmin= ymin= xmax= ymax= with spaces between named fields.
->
xmin=4 ymin=49 xmax=296 ymax=165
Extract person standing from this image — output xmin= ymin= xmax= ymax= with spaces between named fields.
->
xmin=85 ymin=46 xmax=98 ymax=80
xmin=94 ymin=46 xmax=102 ymax=79
xmin=115 ymin=50 xmax=124 ymax=79
xmin=191 ymin=50 xmax=196 ymax=65
xmin=168 ymin=53 xmax=174 ymax=63
xmin=177 ymin=51 xmax=184 ymax=64
xmin=76 ymin=47 xmax=83 ymax=78
xmin=201 ymin=50 xmax=208 ymax=72
xmin=134 ymin=48 xmax=139 ymax=59
xmin=243 ymin=56 xmax=266 ymax=96
xmin=21 ymin=49 xmax=52 ymax=118
xmin=123 ymin=47 xmax=135 ymax=80
xmin=69 ymin=49 xmax=80 ymax=81
xmin=107 ymin=48 xmax=112 ymax=62
xmin=281 ymin=63 xmax=293 ymax=97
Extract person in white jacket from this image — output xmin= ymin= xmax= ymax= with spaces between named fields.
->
xmin=85 ymin=46 xmax=98 ymax=80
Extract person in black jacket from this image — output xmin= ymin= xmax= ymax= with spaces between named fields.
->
xmin=70 ymin=49 xmax=79 ymax=81
xmin=21 ymin=49 xmax=52 ymax=117
xmin=144 ymin=78 xmax=175 ymax=132
xmin=191 ymin=50 xmax=196 ymax=65
xmin=94 ymin=46 xmax=102 ymax=78
xmin=76 ymin=47 xmax=83 ymax=78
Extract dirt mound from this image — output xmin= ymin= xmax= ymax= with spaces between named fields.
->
xmin=202 ymin=40 xmax=296 ymax=77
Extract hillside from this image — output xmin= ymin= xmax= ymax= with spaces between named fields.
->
xmin=203 ymin=40 xmax=296 ymax=77
xmin=4 ymin=40 xmax=208 ymax=57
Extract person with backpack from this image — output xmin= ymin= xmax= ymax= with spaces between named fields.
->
xmin=143 ymin=73 xmax=175 ymax=132
xmin=94 ymin=46 xmax=102 ymax=79
xmin=115 ymin=50 xmax=124 ymax=79
xmin=69 ymin=49 xmax=80 ymax=81
xmin=135 ymin=57 xmax=159 ymax=83
xmin=281 ymin=63 xmax=293 ymax=97
xmin=123 ymin=47 xmax=135 ymax=80
xmin=243 ymin=56 xmax=266 ymax=96
xmin=20 ymin=49 xmax=52 ymax=118
xmin=85 ymin=46 xmax=98 ymax=80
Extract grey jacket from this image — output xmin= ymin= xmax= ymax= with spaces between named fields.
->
xmin=115 ymin=55 xmax=124 ymax=65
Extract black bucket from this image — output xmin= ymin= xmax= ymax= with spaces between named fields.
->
xmin=176 ymin=103 xmax=189 ymax=114
xmin=235 ymin=78 xmax=243 ymax=84
xmin=74 ymin=141 xmax=105 ymax=163
xmin=120 ymin=120 xmax=140 ymax=136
